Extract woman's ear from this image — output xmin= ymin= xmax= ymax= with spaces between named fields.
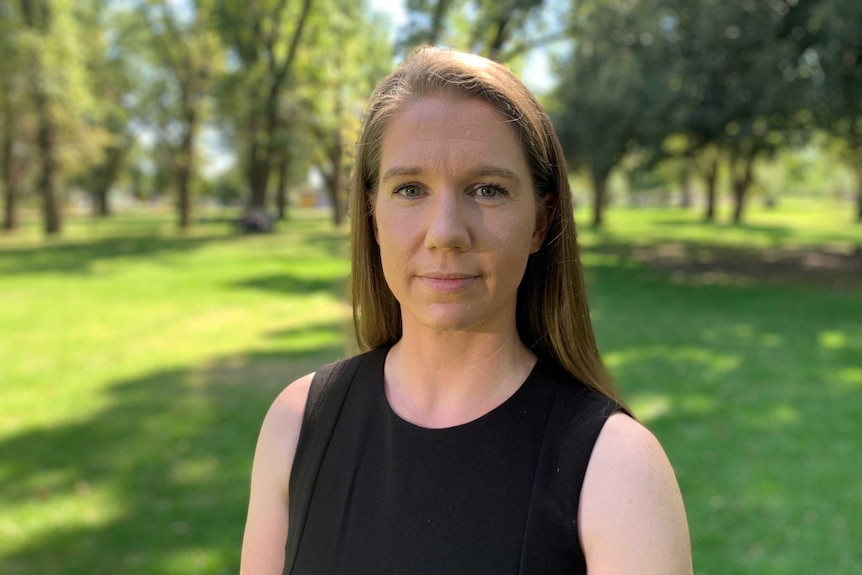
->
xmin=531 ymin=195 xmax=552 ymax=253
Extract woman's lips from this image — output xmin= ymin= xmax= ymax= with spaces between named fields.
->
xmin=418 ymin=274 xmax=478 ymax=292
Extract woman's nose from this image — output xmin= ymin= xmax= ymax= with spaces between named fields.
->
xmin=423 ymin=191 xmax=471 ymax=252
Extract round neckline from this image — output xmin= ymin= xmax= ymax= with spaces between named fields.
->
xmin=375 ymin=346 xmax=541 ymax=434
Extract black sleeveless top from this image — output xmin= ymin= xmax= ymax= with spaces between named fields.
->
xmin=288 ymin=348 xmax=619 ymax=575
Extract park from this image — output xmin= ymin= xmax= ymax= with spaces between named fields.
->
xmin=2 ymin=0 xmax=862 ymax=574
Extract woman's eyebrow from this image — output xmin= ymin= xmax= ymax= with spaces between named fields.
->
xmin=381 ymin=165 xmax=522 ymax=183
xmin=470 ymin=166 xmax=521 ymax=183
xmin=381 ymin=167 xmax=423 ymax=181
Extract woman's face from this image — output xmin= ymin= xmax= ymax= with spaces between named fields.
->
xmin=373 ymin=96 xmax=547 ymax=336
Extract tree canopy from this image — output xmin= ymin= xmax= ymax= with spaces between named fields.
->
xmin=1 ymin=0 xmax=860 ymax=233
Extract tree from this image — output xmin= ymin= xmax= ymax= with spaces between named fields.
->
xmin=213 ymin=0 xmax=313 ymax=213
xmin=5 ymin=0 xmax=117 ymax=235
xmin=399 ymin=0 xmax=553 ymax=61
xmin=131 ymin=0 xmax=221 ymax=228
xmin=0 ymin=1 xmax=29 ymax=232
xmin=18 ymin=0 xmax=66 ymax=234
xmin=640 ymin=0 xmax=823 ymax=223
xmin=74 ymin=1 xmax=137 ymax=217
xmin=807 ymin=0 xmax=862 ymax=221
xmin=553 ymin=0 xmax=677 ymax=226
xmin=297 ymin=0 xmax=392 ymax=225
xmin=400 ymin=0 xmax=456 ymax=48
xmin=467 ymin=0 xmax=547 ymax=61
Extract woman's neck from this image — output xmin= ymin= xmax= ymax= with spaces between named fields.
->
xmin=383 ymin=327 xmax=537 ymax=428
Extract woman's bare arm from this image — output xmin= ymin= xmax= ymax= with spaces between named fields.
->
xmin=239 ymin=374 xmax=313 ymax=575
xmin=580 ymin=413 xmax=693 ymax=575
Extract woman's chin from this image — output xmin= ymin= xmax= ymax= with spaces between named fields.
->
xmin=402 ymin=304 xmax=505 ymax=336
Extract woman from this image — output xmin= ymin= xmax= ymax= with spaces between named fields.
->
xmin=241 ymin=47 xmax=692 ymax=575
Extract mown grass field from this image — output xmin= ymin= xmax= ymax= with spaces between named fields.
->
xmin=1 ymin=198 xmax=860 ymax=574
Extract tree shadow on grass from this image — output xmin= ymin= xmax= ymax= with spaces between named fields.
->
xmin=300 ymin=232 xmax=349 ymax=260
xmin=0 ymin=322 xmax=350 ymax=575
xmin=229 ymin=273 xmax=347 ymax=299
xmin=585 ymin=238 xmax=862 ymax=291
xmin=0 ymin=233 xmax=234 ymax=277
xmin=586 ymin=261 xmax=862 ymax=574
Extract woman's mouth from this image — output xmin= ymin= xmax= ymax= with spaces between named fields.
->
xmin=418 ymin=273 xmax=478 ymax=292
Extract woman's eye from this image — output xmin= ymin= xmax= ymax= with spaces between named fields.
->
xmin=476 ymin=185 xmax=505 ymax=199
xmin=396 ymin=185 xmax=422 ymax=198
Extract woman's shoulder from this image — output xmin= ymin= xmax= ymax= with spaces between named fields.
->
xmin=534 ymin=360 xmax=692 ymax=572
xmin=261 ymin=347 xmax=385 ymax=452
xmin=267 ymin=373 xmax=314 ymax=432
xmin=580 ymin=413 xmax=693 ymax=574
xmin=255 ymin=373 xmax=315 ymax=485
xmin=240 ymin=373 xmax=315 ymax=575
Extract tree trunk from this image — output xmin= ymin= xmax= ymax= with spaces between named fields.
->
xmin=330 ymin=93 xmax=346 ymax=226
xmin=177 ymin=161 xmax=191 ymax=228
xmin=429 ymin=0 xmax=450 ymax=44
xmin=2 ymin=93 xmax=21 ymax=232
xmin=730 ymin=154 xmax=755 ymax=225
xmin=329 ymin=140 xmax=345 ymax=226
xmin=679 ymin=167 xmax=692 ymax=209
xmin=276 ymin=153 xmax=289 ymax=221
xmin=2 ymin=158 xmax=19 ymax=232
xmin=34 ymin=86 xmax=62 ymax=235
xmin=242 ymin=0 xmax=312 ymax=212
xmin=852 ymin=166 xmax=862 ymax=223
xmin=94 ymin=189 xmax=110 ymax=217
xmin=856 ymin=173 xmax=862 ymax=223
xmin=590 ymin=169 xmax=608 ymax=227
xmin=176 ymin=104 xmax=198 ymax=229
xmin=247 ymin=89 xmax=276 ymax=211
xmin=248 ymin=138 xmax=270 ymax=209
xmin=90 ymin=145 xmax=126 ymax=218
xmin=23 ymin=0 xmax=62 ymax=235
xmin=703 ymin=157 xmax=719 ymax=222
xmin=319 ymin=137 xmax=345 ymax=226
xmin=487 ymin=18 xmax=509 ymax=61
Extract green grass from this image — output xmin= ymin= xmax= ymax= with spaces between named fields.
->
xmin=1 ymin=201 xmax=860 ymax=574
xmin=576 ymin=195 xmax=862 ymax=250
xmin=0 ymin=209 xmax=352 ymax=574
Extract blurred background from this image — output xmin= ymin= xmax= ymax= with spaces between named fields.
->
xmin=0 ymin=0 xmax=860 ymax=574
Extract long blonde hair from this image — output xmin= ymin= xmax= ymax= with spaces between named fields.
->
xmin=349 ymin=46 xmax=624 ymax=407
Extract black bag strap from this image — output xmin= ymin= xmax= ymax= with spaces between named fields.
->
xmin=282 ymin=353 xmax=364 ymax=575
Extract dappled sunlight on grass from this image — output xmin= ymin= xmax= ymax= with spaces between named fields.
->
xmin=627 ymin=393 xmax=672 ymax=423
xmin=818 ymin=330 xmax=850 ymax=349
xmin=834 ymin=367 xmax=862 ymax=390
xmin=0 ymin=481 xmax=124 ymax=555
xmin=605 ymin=345 xmax=742 ymax=388
xmin=157 ymin=547 xmax=227 ymax=574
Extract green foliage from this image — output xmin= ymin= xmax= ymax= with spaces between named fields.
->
xmin=291 ymin=0 xmax=394 ymax=222
xmin=2 ymin=0 xmax=861 ymax=231
xmin=399 ymin=0 xmax=552 ymax=60
xmin=551 ymin=0 xmax=685 ymax=224
xmin=552 ymin=0 xmax=862 ymax=224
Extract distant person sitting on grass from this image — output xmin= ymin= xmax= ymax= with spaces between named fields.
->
xmin=240 ymin=46 xmax=693 ymax=575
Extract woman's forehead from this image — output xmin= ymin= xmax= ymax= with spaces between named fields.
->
xmin=378 ymin=97 xmax=529 ymax=182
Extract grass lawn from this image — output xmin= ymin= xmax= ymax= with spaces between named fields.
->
xmin=1 ymin=199 xmax=860 ymax=574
